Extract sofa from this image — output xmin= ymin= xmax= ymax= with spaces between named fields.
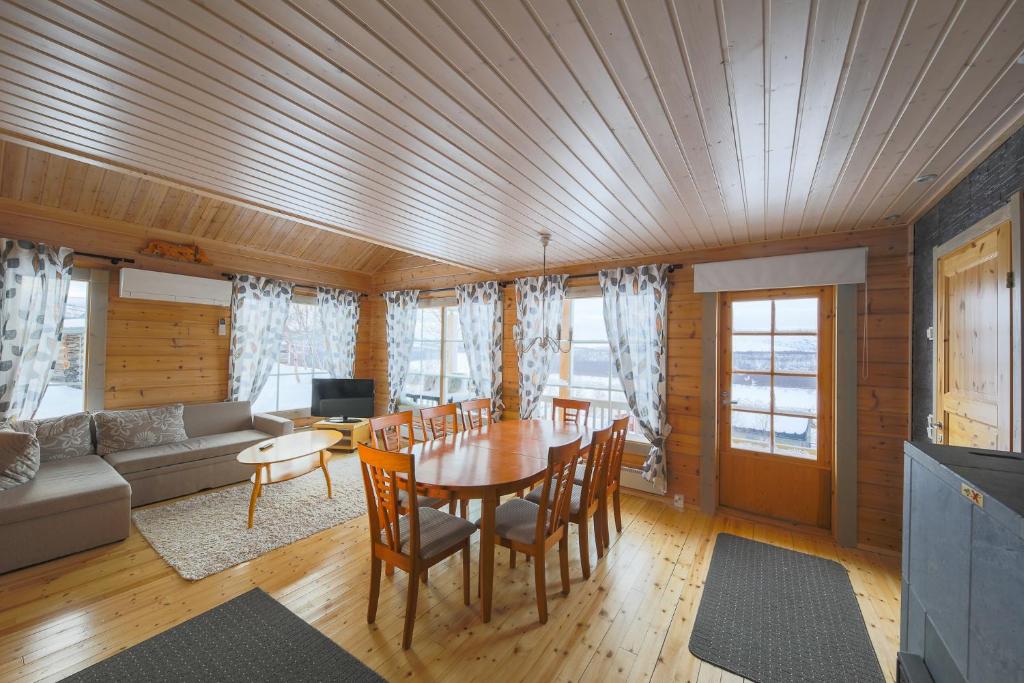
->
xmin=0 ymin=400 xmax=292 ymax=574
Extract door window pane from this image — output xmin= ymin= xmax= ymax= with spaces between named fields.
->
xmin=732 ymin=300 xmax=771 ymax=332
xmin=732 ymin=335 xmax=772 ymax=372
xmin=731 ymin=410 xmax=771 ymax=452
xmin=731 ymin=373 xmax=771 ymax=411
xmin=774 ymin=375 xmax=818 ymax=416
xmin=36 ymin=281 xmax=89 ymax=419
xmin=774 ymin=416 xmax=817 ymax=459
xmin=774 ymin=298 xmax=818 ymax=333
xmin=773 ymin=335 xmax=817 ymax=373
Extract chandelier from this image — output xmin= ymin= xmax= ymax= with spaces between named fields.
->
xmin=514 ymin=233 xmax=573 ymax=354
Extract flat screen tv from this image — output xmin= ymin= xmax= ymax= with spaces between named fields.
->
xmin=311 ymin=378 xmax=374 ymax=419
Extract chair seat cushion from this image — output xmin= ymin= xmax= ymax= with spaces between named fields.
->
xmin=525 ymin=482 xmax=584 ymax=516
xmin=104 ymin=430 xmax=270 ymax=475
xmin=477 ymin=497 xmax=542 ymax=545
xmin=0 ymin=455 xmax=129 ymax=525
xmin=391 ymin=506 xmax=477 ymax=560
xmin=397 ymin=488 xmax=446 ymax=510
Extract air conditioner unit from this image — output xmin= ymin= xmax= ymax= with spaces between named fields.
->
xmin=118 ymin=268 xmax=232 ymax=307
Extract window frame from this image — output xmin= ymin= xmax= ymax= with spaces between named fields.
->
xmin=254 ymin=295 xmax=329 ymax=418
xmin=400 ymin=301 xmax=469 ymax=409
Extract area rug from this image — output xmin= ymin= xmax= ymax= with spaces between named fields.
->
xmin=133 ymin=455 xmax=367 ymax=580
xmin=689 ymin=533 xmax=884 ymax=683
xmin=61 ymin=588 xmax=384 ymax=682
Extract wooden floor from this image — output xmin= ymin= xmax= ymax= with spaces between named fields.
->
xmin=0 ymin=459 xmax=901 ymax=682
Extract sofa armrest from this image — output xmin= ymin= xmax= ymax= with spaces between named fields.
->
xmin=253 ymin=413 xmax=294 ymax=437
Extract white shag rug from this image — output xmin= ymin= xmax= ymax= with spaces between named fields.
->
xmin=133 ymin=455 xmax=367 ymax=581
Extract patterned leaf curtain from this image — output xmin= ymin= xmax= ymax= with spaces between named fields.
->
xmin=228 ymin=275 xmax=294 ymax=402
xmin=514 ymin=275 xmax=568 ymax=419
xmin=384 ymin=290 xmax=419 ymax=413
xmin=0 ymin=239 xmax=74 ymax=420
xmin=455 ymin=281 xmax=504 ymax=420
xmin=315 ymin=287 xmax=361 ymax=379
xmin=600 ymin=264 xmax=671 ymax=493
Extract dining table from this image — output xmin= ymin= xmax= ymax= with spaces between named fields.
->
xmin=402 ymin=419 xmax=591 ymax=622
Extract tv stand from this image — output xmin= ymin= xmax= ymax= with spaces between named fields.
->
xmin=313 ymin=418 xmax=370 ymax=452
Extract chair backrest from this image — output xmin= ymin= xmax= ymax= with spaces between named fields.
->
xmin=608 ymin=415 xmax=630 ymax=487
xmin=419 ymin=403 xmax=459 ymax=439
xmin=535 ymin=437 xmax=582 ymax=540
xmin=357 ymin=443 xmax=419 ymax=561
xmin=551 ymin=397 xmax=590 ymax=426
xmin=460 ymin=398 xmax=491 ymax=430
xmin=580 ymin=425 xmax=613 ymax=508
xmin=369 ymin=411 xmax=416 ymax=451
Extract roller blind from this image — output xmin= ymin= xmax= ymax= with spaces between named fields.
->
xmin=692 ymin=247 xmax=867 ymax=293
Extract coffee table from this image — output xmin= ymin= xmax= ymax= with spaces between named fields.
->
xmin=237 ymin=430 xmax=343 ymax=528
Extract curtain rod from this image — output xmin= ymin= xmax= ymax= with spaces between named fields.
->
xmin=220 ymin=272 xmax=368 ymax=297
xmin=392 ymin=263 xmax=684 ymax=296
xmin=76 ymin=251 xmax=136 ymax=265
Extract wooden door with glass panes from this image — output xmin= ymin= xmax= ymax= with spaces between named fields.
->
xmin=719 ymin=287 xmax=834 ymax=528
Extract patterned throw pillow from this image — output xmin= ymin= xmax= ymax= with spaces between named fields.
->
xmin=30 ymin=412 xmax=95 ymax=462
xmin=93 ymin=404 xmax=189 ymax=456
xmin=0 ymin=427 xmax=41 ymax=491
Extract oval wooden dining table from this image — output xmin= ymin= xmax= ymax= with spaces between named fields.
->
xmin=400 ymin=419 xmax=591 ymax=622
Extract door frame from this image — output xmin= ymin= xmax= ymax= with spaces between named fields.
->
xmin=931 ymin=193 xmax=1023 ymax=451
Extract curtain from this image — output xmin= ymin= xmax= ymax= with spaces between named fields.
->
xmin=0 ymin=240 xmax=74 ymax=420
xmin=514 ymin=275 xmax=568 ymax=419
xmin=228 ymin=275 xmax=293 ymax=402
xmin=600 ymin=264 xmax=671 ymax=493
xmin=315 ymin=287 xmax=361 ymax=379
xmin=384 ymin=290 xmax=419 ymax=413
xmin=456 ymin=281 xmax=504 ymax=420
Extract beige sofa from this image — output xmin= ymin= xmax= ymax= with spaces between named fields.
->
xmin=0 ymin=400 xmax=292 ymax=574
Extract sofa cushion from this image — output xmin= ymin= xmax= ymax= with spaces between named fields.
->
xmin=104 ymin=429 xmax=270 ymax=475
xmin=30 ymin=412 xmax=95 ymax=461
xmin=0 ymin=428 xmax=40 ymax=491
xmin=94 ymin=404 xmax=188 ymax=456
xmin=0 ymin=455 xmax=129 ymax=525
xmin=183 ymin=401 xmax=253 ymax=438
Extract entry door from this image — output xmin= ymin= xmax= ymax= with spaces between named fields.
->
xmin=935 ymin=221 xmax=1013 ymax=449
xmin=719 ymin=287 xmax=834 ymax=528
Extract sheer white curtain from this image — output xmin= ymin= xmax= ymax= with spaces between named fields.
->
xmin=228 ymin=275 xmax=294 ymax=402
xmin=600 ymin=265 xmax=671 ymax=493
xmin=316 ymin=287 xmax=361 ymax=379
xmin=514 ymin=275 xmax=568 ymax=419
xmin=0 ymin=240 xmax=74 ymax=419
xmin=384 ymin=290 xmax=419 ymax=412
xmin=456 ymin=281 xmax=504 ymax=419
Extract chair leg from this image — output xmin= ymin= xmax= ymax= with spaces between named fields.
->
xmin=534 ymin=548 xmax=548 ymax=624
xmin=593 ymin=514 xmax=604 ymax=559
xmin=509 ymin=547 xmax=516 ymax=568
xmin=421 ymin=568 xmax=428 ymax=585
xmin=462 ymin=542 xmax=471 ymax=606
xmin=613 ymin=489 xmax=623 ymax=533
xmin=559 ymin=537 xmax=570 ymax=595
xmin=460 ymin=498 xmax=468 ymax=518
xmin=368 ymin=556 xmax=382 ymax=623
xmin=578 ymin=520 xmax=591 ymax=580
xmin=402 ymin=568 xmax=420 ymax=650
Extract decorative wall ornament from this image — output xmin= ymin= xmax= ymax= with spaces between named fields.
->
xmin=455 ymin=281 xmax=504 ymax=420
xmin=140 ymin=239 xmax=211 ymax=264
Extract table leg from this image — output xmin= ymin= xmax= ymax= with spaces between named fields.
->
xmin=480 ymin=490 xmax=497 ymax=622
xmin=320 ymin=450 xmax=333 ymax=498
xmin=247 ymin=467 xmax=262 ymax=529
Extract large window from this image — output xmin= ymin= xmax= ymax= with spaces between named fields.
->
xmin=36 ymin=280 xmax=89 ymax=419
xmin=253 ymin=300 xmax=329 ymax=414
xmin=540 ymin=296 xmax=645 ymax=440
xmin=401 ymin=306 xmax=473 ymax=408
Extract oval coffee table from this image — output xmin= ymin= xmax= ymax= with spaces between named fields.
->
xmin=237 ymin=430 xmax=342 ymax=528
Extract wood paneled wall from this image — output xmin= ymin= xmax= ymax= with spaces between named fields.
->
xmin=367 ymin=226 xmax=911 ymax=552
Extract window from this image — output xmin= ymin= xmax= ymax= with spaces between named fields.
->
xmin=36 ymin=280 xmax=89 ymax=419
xmin=253 ymin=299 xmax=329 ymax=414
xmin=401 ymin=305 xmax=474 ymax=408
xmin=540 ymin=297 xmax=645 ymax=441
xmin=728 ymin=297 xmax=820 ymax=459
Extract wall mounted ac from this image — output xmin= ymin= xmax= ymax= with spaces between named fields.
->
xmin=118 ymin=268 xmax=232 ymax=307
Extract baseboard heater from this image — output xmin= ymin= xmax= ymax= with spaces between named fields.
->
xmin=620 ymin=466 xmax=662 ymax=496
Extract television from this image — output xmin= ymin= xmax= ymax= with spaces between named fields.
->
xmin=311 ymin=379 xmax=374 ymax=419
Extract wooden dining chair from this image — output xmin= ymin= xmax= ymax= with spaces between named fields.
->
xmin=358 ymin=443 xmax=476 ymax=649
xmin=529 ymin=425 xmax=613 ymax=579
xmin=369 ymin=411 xmax=450 ymax=515
xmin=598 ymin=415 xmax=630 ymax=550
xmin=459 ymin=398 xmax=492 ymax=430
xmin=479 ymin=437 xmax=581 ymax=624
xmin=420 ymin=403 xmax=459 ymax=439
xmin=551 ymin=397 xmax=591 ymax=426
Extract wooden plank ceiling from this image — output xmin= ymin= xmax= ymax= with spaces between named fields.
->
xmin=0 ymin=141 xmax=399 ymax=274
xmin=0 ymin=0 xmax=1022 ymax=272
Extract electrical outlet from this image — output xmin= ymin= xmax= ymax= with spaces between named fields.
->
xmin=672 ymin=494 xmax=685 ymax=510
